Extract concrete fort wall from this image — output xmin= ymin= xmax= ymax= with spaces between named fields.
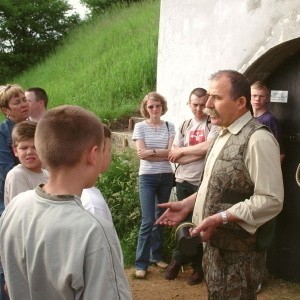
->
xmin=157 ymin=0 xmax=300 ymax=126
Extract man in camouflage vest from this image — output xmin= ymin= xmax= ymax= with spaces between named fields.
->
xmin=157 ymin=70 xmax=284 ymax=299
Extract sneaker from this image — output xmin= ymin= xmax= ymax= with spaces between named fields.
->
xmin=187 ymin=270 xmax=204 ymax=285
xmin=165 ymin=260 xmax=181 ymax=280
xmin=135 ymin=269 xmax=147 ymax=279
xmin=152 ymin=261 xmax=168 ymax=269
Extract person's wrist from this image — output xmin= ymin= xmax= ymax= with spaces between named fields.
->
xmin=220 ymin=211 xmax=228 ymax=225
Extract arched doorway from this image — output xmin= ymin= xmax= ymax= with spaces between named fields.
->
xmin=245 ymin=39 xmax=300 ymax=282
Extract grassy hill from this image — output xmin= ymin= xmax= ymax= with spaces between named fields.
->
xmin=12 ymin=0 xmax=160 ymax=123
xmin=7 ymin=0 xmax=165 ymax=266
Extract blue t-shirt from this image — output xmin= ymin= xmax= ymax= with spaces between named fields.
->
xmin=255 ymin=111 xmax=284 ymax=154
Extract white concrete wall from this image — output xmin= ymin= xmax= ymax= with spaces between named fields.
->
xmin=157 ymin=0 xmax=300 ymax=127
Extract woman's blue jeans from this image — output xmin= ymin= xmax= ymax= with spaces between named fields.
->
xmin=135 ymin=173 xmax=173 ymax=271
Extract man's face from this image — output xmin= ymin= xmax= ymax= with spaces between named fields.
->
xmin=25 ymin=91 xmax=42 ymax=118
xmin=189 ymin=94 xmax=207 ymax=120
xmin=205 ymin=76 xmax=241 ymax=127
xmin=13 ymin=139 xmax=42 ymax=173
xmin=251 ymin=88 xmax=269 ymax=111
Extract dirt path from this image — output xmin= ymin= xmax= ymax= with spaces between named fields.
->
xmin=125 ymin=265 xmax=300 ymax=300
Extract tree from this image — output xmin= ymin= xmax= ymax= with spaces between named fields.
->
xmin=81 ymin=0 xmax=142 ymax=16
xmin=0 ymin=0 xmax=80 ymax=83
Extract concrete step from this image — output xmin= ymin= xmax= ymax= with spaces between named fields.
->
xmin=111 ymin=116 xmax=146 ymax=150
xmin=128 ymin=117 xmax=145 ymax=130
xmin=111 ymin=131 xmax=135 ymax=149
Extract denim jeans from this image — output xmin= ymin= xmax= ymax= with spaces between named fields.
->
xmin=173 ymin=181 xmax=203 ymax=271
xmin=135 ymin=173 xmax=173 ymax=271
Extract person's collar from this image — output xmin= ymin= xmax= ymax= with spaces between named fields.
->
xmin=253 ymin=108 xmax=267 ymax=118
xmin=224 ymin=111 xmax=252 ymax=135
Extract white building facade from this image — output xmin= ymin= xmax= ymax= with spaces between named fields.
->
xmin=157 ymin=0 xmax=300 ymax=282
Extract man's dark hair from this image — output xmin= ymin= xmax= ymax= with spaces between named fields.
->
xmin=27 ymin=87 xmax=49 ymax=108
xmin=189 ymin=88 xmax=207 ymax=101
xmin=210 ymin=70 xmax=251 ymax=110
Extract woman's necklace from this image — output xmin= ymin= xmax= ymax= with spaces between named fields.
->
xmin=147 ymin=120 xmax=162 ymax=132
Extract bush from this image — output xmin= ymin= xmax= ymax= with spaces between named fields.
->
xmin=97 ymin=149 xmax=140 ymax=265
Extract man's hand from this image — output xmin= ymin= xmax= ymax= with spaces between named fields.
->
xmin=190 ymin=214 xmax=222 ymax=242
xmin=156 ymin=201 xmax=189 ymax=226
xmin=156 ymin=194 xmax=196 ymax=226
xmin=168 ymin=148 xmax=184 ymax=163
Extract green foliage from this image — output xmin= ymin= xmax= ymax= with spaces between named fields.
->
xmin=12 ymin=0 xmax=159 ymax=122
xmin=97 ymin=149 xmax=140 ymax=265
xmin=81 ymin=0 xmax=143 ymax=16
xmin=0 ymin=0 xmax=80 ymax=83
xmin=98 ymin=149 xmax=176 ymax=266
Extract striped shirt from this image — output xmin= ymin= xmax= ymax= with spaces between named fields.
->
xmin=133 ymin=121 xmax=175 ymax=175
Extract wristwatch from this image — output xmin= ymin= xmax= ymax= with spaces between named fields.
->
xmin=220 ymin=211 xmax=228 ymax=225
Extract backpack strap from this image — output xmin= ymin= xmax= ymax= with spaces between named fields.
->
xmin=180 ymin=119 xmax=192 ymax=137
xmin=166 ymin=121 xmax=169 ymax=132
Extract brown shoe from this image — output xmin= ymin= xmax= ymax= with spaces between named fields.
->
xmin=165 ymin=260 xmax=181 ymax=280
xmin=187 ymin=270 xmax=204 ymax=285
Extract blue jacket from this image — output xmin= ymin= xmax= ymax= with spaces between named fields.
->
xmin=0 ymin=118 xmax=19 ymax=214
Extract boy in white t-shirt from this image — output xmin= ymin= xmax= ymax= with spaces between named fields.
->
xmin=4 ymin=120 xmax=48 ymax=206
xmin=81 ymin=124 xmax=113 ymax=222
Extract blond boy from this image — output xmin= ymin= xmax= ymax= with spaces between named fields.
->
xmin=0 ymin=105 xmax=132 ymax=299
xmin=4 ymin=121 xmax=49 ymax=206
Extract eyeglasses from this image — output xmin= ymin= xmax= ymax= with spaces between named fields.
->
xmin=147 ymin=104 xmax=162 ymax=109
xmin=9 ymin=97 xmax=27 ymax=107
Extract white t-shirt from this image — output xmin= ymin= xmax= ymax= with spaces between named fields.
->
xmin=173 ymin=117 xmax=219 ymax=186
xmin=81 ymin=187 xmax=113 ymax=223
xmin=132 ymin=120 xmax=175 ymax=175
xmin=4 ymin=164 xmax=49 ymax=206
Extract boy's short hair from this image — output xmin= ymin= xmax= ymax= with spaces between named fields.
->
xmin=0 ymin=84 xmax=24 ymax=109
xmin=251 ymin=81 xmax=270 ymax=96
xmin=12 ymin=121 xmax=37 ymax=146
xmin=35 ymin=105 xmax=104 ymax=168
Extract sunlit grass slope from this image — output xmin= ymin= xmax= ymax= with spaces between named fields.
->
xmin=14 ymin=0 xmax=160 ymax=121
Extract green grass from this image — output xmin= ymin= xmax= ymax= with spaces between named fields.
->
xmin=11 ymin=0 xmax=160 ymax=122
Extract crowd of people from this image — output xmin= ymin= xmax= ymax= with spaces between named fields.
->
xmin=0 ymin=69 xmax=295 ymax=299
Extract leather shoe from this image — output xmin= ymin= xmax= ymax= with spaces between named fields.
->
xmin=187 ymin=270 xmax=204 ymax=285
xmin=165 ymin=260 xmax=181 ymax=280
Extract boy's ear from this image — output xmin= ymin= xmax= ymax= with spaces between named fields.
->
xmin=13 ymin=146 xmax=18 ymax=157
xmin=86 ymin=145 xmax=100 ymax=166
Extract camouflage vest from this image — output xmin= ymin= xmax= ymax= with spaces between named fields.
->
xmin=203 ymin=118 xmax=272 ymax=252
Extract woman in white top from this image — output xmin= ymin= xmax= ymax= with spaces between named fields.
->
xmin=132 ymin=92 xmax=175 ymax=279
